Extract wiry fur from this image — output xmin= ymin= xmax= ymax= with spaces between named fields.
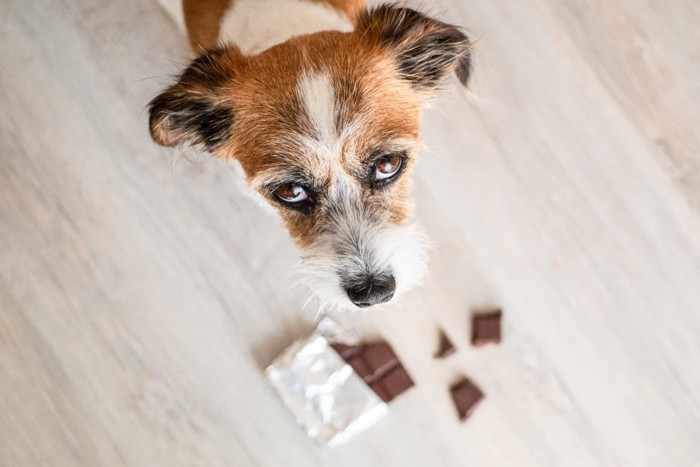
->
xmin=148 ymin=2 xmax=472 ymax=310
xmin=295 ymin=174 xmax=429 ymax=312
xmin=357 ymin=5 xmax=472 ymax=88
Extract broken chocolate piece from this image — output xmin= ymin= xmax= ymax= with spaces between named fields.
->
xmin=335 ymin=339 xmax=414 ymax=402
xmin=368 ymin=380 xmax=392 ymax=403
xmin=346 ymin=342 xmax=399 ymax=384
xmin=362 ymin=342 xmax=399 ymax=380
xmin=348 ymin=355 xmax=372 ymax=381
xmin=471 ymin=309 xmax=502 ymax=346
xmin=434 ymin=329 xmax=456 ymax=359
xmin=370 ymin=366 xmax=414 ymax=402
xmin=450 ymin=377 xmax=484 ymax=421
xmin=331 ymin=343 xmax=364 ymax=360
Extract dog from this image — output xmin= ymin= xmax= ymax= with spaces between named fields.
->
xmin=148 ymin=0 xmax=472 ymax=311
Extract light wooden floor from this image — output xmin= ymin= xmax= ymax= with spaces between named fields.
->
xmin=2 ymin=0 xmax=700 ymax=465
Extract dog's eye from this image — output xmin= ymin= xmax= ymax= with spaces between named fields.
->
xmin=274 ymin=183 xmax=309 ymax=203
xmin=374 ymin=154 xmax=403 ymax=182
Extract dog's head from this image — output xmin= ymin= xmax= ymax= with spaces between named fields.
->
xmin=149 ymin=5 xmax=471 ymax=310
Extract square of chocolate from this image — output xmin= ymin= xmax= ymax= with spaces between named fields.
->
xmin=361 ymin=342 xmax=399 ymax=380
xmin=471 ymin=310 xmax=502 ymax=346
xmin=450 ymin=377 xmax=484 ymax=421
xmin=331 ymin=343 xmax=364 ymax=360
xmin=369 ymin=365 xmax=415 ymax=403
xmin=333 ymin=338 xmax=415 ymax=403
xmin=347 ymin=355 xmax=372 ymax=381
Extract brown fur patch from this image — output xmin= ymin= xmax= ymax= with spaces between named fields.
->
xmin=212 ymin=31 xmax=423 ymax=245
xmin=183 ymin=0 xmax=232 ymax=52
xmin=152 ymin=4 xmax=471 ymax=249
xmin=357 ymin=5 xmax=472 ymax=88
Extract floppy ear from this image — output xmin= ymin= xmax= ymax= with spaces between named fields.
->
xmin=357 ymin=4 xmax=472 ymax=89
xmin=148 ymin=48 xmax=242 ymax=151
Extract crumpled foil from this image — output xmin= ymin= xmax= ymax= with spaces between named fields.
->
xmin=266 ymin=318 xmax=387 ymax=446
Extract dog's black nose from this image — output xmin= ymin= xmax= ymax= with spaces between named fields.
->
xmin=345 ymin=275 xmax=396 ymax=308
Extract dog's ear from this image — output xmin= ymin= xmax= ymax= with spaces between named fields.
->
xmin=357 ymin=4 xmax=472 ymax=89
xmin=148 ymin=48 xmax=243 ymax=151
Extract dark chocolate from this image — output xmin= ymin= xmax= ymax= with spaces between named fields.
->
xmin=347 ymin=355 xmax=372 ymax=381
xmin=450 ymin=377 xmax=484 ymax=421
xmin=331 ymin=342 xmax=364 ymax=360
xmin=370 ymin=366 xmax=414 ymax=402
xmin=362 ymin=342 xmax=399 ymax=379
xmin=368 ymin=380 xmax=392 ymax=403
xmin=334 ymin=339 xmax=414 ymax=402
xmin=471 ymin=309 xmax=502 ymax=346
xmin=434 ymin=329 xmax=456 ymax=359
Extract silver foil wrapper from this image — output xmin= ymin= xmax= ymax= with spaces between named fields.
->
xmin=266 ymin=318 xmax=387 ymax=446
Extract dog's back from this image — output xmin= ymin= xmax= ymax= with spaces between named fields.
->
xmin=183 ymin=0 xmax=366 ymax=54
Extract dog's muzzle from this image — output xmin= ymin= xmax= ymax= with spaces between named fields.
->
xmin=344 ymin=273 xmax=396 ymax=307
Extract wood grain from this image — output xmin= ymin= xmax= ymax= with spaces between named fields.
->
xmin=1 ymin=0 xmax=699 ymax=466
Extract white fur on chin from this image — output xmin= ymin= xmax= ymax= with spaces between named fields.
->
xmin=296 ymin=223 xmax=430 ymax=312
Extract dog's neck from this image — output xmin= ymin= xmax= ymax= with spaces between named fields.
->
xmin=218 ymin=0 xmax=354 ymax=55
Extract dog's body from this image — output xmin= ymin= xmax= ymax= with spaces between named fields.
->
xmin=150 ymin=1 xmax=471 ymax=310
xmin=184 ymin=0 xmax=363 ymax=54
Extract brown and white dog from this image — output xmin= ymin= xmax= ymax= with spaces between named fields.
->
xmin=149 ymin=0 xmax=471 ymax=310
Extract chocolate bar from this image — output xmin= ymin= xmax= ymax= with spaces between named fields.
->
xmin=450 ymin=377 xmax=484 ymax=421
xmin=471 ymin=309 xmax=502 ymax=346
xmin=370 ymin=366 xmax=414 ymax=403
xmin=330 ymin=342 xmax=364 ymax=360
xmin=266 ymin=319 xmax=388 ymax=445
xmin=332 ymin=341 xmax=414 ymax=402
